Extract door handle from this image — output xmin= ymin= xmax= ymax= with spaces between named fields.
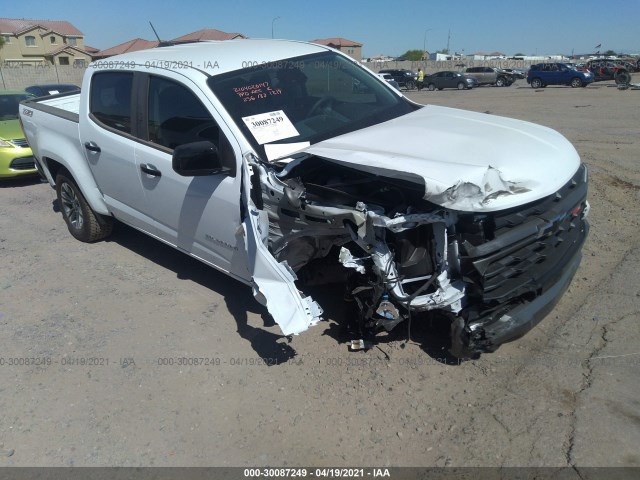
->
xmin=84 ymin=141 xmax=101 ymax=152
xmin=140 ymin=163 xmax=162 ymax=177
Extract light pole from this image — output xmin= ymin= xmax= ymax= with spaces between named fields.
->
xmin=272 ymin=16 xmax=281 ymax=39
xmin=423 ymin=28 xmax=433 ymax=57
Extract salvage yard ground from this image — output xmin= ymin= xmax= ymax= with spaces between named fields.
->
xmin=0 ymin=76 xmax=639 ymax=468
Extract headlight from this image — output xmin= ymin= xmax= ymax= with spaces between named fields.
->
xmin=0 ymin=139 xmax=14 ymax=147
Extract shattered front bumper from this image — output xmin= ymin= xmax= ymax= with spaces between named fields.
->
xmin=451 ymin=242 xmax=586 ymax=358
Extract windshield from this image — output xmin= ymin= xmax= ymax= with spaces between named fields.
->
xmin=0 ymin=94 xmax=30 ymax=121
xmin=208 ymin=52 xmax=417 ymax=161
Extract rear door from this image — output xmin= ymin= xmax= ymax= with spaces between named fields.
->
xmin=79 ymin=71 xmax=153 ymax=232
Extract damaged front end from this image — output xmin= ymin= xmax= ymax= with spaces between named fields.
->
xmin=245 ymin=150 xmax=589 ymax=358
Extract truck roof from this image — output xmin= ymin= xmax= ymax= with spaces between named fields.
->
xmin=100 ymin=39 xmax=330 ymax=76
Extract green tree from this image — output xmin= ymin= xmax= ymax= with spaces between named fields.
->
xmin=603 ymin=49 xmax=617 ymax=56
xmin=436 ymin=48 xmax=449 ymax=54
xmin=399 ymin=49 xmax=424 ymax=61
xmin=0 ymin=35 xmax=5 ymax=50
xmin=514 ymin=53 xmax=525 ymax=56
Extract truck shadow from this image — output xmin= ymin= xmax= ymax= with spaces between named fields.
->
xmin=0 ymin=176 xmax=43 ymax=188
xmin=305 ymin=283 xmax=463 ymax=365
xmin=61 ymin=212 xmax=462 ymax=365
xmin=101 ymin=220 xmax=298 ymax=366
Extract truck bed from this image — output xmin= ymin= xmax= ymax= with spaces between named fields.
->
xmin=23 ymin=92 xmax=81 ymax=123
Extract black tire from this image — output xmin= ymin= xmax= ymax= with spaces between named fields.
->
xmin=615 ymin=70 xmax=631 ymax=85
xmin=570 ymin=77 xmax=583 ymax=88
xmin=457 ymin=82 xmax=466 ymax=90
xmin=530 ymin=78 xmax=543 ymax=88
xmin=405 ymin=80 xmax=416 ymax=90
xmin=55 ymin=173 xmax=113 ymax=242
xmin=496 ymin=76 xmax=506 ymax=87
xmin=428 ymin=83 xmax=436 ymax=91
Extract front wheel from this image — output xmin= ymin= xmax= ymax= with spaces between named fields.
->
xmin=405 ymin=80 xmax=416 ymax=90
xmin=457 ymin=82 xmax=466 ymax=90
xmin=428 ymin=83 xmax=436 ymax=91
xmin=570 ymin=77 xmax=583 ymax=88
xmin=530 ymin=78 xmax=543 ymax=88
xmin=496 ymin=77 xmax=506 ymax=87
xmin=56 ymin=173 xmax=113 ymax=242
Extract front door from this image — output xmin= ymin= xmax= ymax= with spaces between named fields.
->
xmin=133 ymin=73 xmax=246 ymax=276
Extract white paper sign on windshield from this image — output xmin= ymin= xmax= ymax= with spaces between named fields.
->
xmin=241 ymin=110 xmax=300 ymax=145
xmin=264 ymin=142 xmax=311 ymax=162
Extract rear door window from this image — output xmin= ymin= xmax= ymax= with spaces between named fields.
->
xmin=89 ymin=72 xmax=133 ymax=133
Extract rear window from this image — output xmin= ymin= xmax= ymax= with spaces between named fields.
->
xmin=89 ymin=72 xmax=133 ymax=133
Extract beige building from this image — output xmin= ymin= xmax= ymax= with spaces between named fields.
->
xmin=310 ymin=37 xmax=363 ymax=61
xmin=0 ymin=17 xmax=92 ymax=66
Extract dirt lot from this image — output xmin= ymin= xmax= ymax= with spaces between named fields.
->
xmin=1 ymin=77 xmax=639 ymax=469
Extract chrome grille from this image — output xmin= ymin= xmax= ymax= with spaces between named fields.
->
xmin=10 ymin=138 xmax=29 ymax=148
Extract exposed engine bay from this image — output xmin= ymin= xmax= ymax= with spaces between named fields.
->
xmin=247 ymin=154 xmax=589 ymax=359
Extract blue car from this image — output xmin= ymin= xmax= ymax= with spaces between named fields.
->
xmin=527 ymin=63 xmax=594 ymax=88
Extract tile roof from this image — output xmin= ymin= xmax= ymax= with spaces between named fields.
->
xmin=171 ymin=28 xmax=246 ymax=42
xmin=47 ymin=45 xmax=91 ymax=57
xmin=95 ymin=38 xmax=158 ymax=57
xmin=0 ymin=17 xmax=83 ymax=36
xmin=311 ymin=37 xmax=362 ymax=48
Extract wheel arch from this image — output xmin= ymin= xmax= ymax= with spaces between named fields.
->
xmin=41 ymin=152 xmax=110 ymax=216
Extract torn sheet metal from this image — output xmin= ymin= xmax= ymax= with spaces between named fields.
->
xmin=428 ymin=166 xmax=531 ymax=210
xmin=241 ymin=155 xmax=322 ymax=335
xmin=302 ymin=104 xmax=581 ymax=212
xmin=338 ymin=247 xmax=367 ymax=274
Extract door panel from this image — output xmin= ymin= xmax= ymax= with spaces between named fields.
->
xmin=134 ymin=73 xmax=245 ymax=274
xmin=79 ymin=71 xmax=153 ymax=232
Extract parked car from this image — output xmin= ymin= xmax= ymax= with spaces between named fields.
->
xmin=464 ymin=66 xmax=516 ymax=86
xmin=423 ymin=71 xmax=477 ymax=90
xmin=527 ymin=63 xmax=594 ymax=88
xmin=584 ymin=59 xmax=632 ymax=84
xmin=0 ymin=91 xmax=37 ymax=178
xmin=24 ymin=84 xmax=80 ymax=97
xmin=20 ymin=40 xmax=589 ymax=359
xmin=502 ymin=68 xmax=526 ymax=79
xmin=378 ymin=68 xmax=418 ymax=90
xmin=376 ymin=73 xmax=401 ymax=90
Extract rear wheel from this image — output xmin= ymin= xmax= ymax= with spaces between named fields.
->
xmin=615 ymin=70 xmax=631 ymax=84
xmin=530 ymin=78 xmax=543 ymax=88
xmin=570 ymin=77 xmax=583 ymax=88
xmin=56 ymin=173 xmax=113 ymax=242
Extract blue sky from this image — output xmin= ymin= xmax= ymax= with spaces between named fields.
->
xmin=4 ymin=0 xmax=640 ymax=56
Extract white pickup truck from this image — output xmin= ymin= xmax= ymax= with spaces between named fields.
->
xmin=20 ymin=39 xmax=589 ymax=358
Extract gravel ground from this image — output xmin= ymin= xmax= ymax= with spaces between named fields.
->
xmin=0 ymin=77 xmax=639 ymax=469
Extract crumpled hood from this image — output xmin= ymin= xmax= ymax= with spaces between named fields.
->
xmin=304 ymin=105 xmax=581 ymax=212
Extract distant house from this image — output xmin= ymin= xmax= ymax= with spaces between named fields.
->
xmin=93 ymin=28 xmax=247 ymax=59
xmin=311 ymin=37 xmax=363 ymax=61
xmin=171 ymin=28 xmax=246 ymax=43
xmin=92 ymin=38 xmax=159 ymax=60
xmin=0 ymin=17 xmax=92 ymax=66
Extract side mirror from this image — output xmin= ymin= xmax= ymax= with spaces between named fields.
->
xmin=172 ymin=141 xmax=229 ymax=177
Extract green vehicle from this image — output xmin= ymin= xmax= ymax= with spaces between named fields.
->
xmin=0 ymin=91 xmax=37 ymax=178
